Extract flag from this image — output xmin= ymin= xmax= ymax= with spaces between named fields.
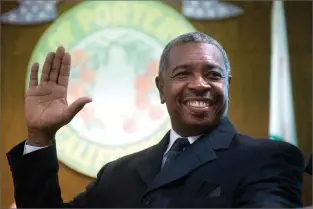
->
xmin=269 ymin=1 xmax=297 ymax=146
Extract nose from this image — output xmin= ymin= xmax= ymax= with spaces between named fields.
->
xmin=188 ymin=75 xmax=211 ymax=91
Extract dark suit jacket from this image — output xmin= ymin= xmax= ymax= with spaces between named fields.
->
xmin=7 ymin=118 xmax=304 ymax=208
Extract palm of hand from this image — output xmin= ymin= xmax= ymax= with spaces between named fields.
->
xmin=25 ymin=82 xmax=68 ymax=132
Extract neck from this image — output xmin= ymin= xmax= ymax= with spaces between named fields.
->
xmin=171 ymin=117 xmax=226 ymax=137
xmin=171 ymin=124 xmax=214 ymax=137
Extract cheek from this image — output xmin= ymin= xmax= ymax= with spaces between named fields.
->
xmin=212 ymin=82 xmax=226 ymax=95
xmin=165 ymin=83 xmax=184 ymax=101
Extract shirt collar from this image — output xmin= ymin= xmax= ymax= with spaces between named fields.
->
xmin=164 ymin=129 xmax=202 ymax=155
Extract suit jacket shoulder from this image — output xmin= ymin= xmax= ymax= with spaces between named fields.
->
xmin=105 ymin=143 xmax=160 ymax=170
xmin=234 ymin=133 xmax=304 ymax=165
xmin=230 ymin=133 xmax=305 ymax=207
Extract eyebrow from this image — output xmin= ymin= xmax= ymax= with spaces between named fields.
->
xmin=171 ymin=64 xmax=191 ymax=73
xmin=171 ymin=62 xmax=223 ymax=73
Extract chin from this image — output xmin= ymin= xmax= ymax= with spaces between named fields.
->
xmin=169 ymin=102 xmax=224 ymax=135
xmin=185 ymin=114 xmax=218 ymax=127
xmin=177 ymin=117 xmax=216 ymax=136
xmin=185 ymin=106 xmax=225 ymax=128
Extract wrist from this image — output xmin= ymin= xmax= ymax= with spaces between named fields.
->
xmin=27 ymin=129 xmax=55 ymax=147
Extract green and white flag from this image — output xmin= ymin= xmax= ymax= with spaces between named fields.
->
xmin=269 ymin=1 xmax=297 ymax=146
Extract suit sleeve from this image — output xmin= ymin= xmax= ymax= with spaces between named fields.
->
xmin=7 ymin=140 xmax=106 ymax=208
xmin=235 ymin=140 xmax=305 ymax=208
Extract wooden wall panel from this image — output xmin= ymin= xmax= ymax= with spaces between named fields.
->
xmin=1 ymin=1 xmax=311 ymax=207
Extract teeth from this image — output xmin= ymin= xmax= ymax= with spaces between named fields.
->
xmin=187 ymin=101 xmax=209 ymax=108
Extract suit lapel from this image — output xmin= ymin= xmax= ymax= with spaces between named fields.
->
xmin=145 ymin=118 xmax=236 ymax=195
xmin=135 ymin=131 xmax=170 ymax=186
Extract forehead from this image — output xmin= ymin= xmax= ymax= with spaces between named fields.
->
xmin=168 ymin=42 xmax=225 ymax=70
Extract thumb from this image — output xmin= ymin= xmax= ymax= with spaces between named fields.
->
xmin=64 ymin=97 xmax=92 ymax=122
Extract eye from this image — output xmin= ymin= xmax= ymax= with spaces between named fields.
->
xmin=206 ymin=71 xmax=222 ymax=79
xmin=174 ymin=71 xmax=190 ymax=77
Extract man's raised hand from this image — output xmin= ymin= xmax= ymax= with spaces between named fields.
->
xmin=25 ymin=46 xmax=92 ymax=146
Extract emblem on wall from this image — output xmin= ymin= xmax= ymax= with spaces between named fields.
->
xmin=1 ymin=0 xmax=243 ymax=25
xmin=26 ymin=1 xmax=196 ymax=178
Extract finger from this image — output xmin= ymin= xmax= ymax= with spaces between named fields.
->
xmin=64 ymin=97 xmax=92 ymax=123
xmin=40 ymin=52 xmax=55 ymax=83
xmin=58 ymin=53 xmax=71 ymax=88
xmin=29 ymin=62 xmax=39 ymax=87
xmin=50 ymin=46 xmax=65 ymax=82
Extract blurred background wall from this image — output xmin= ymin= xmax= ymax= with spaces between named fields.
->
xmin=1 ymin=0 xmax=312 ymax=207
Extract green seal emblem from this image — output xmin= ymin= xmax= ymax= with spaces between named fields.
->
xmin=27 ymin=1 xmax=197 ymax=178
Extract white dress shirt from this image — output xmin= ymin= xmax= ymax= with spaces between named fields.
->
xmin=24 ymin=130 xmax=202 ymax=166
xmin=24 ymin=142 xmax=48 ymax=154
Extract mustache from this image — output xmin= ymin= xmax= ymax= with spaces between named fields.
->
xmin=182 ymin=92 xmax=215 ymax=102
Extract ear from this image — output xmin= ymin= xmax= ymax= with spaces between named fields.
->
xmin=228 ymin=75 xmax=232 ymax=85
xmin=155 ymin=76 xmax=165 ymax=104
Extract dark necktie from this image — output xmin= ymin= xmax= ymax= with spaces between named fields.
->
xmin=162 ymin=137 xmax=190 ymax=170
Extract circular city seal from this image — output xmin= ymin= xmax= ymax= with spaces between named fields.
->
xmin=27 ymin=1 xmax=197 ymax=178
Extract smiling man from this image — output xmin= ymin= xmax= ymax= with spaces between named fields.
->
xmin=156 ymin=36 xmax=229 ymax=137
xmin=7 ymin=32 xmax=304 ymax=208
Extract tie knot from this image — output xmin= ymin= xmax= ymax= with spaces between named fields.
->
xmin=170 ymin=137 xmax=190 ymax=152
xmin=162 ymin=137 xmax=190 ymax=170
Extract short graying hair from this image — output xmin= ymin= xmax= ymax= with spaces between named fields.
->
xmin=159 ymin=32 xmax=230 ymax=74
